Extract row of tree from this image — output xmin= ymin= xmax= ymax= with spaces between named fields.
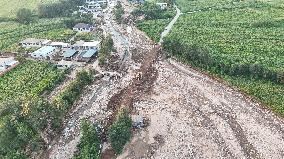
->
xmin=99 ymin=35 xmax=114 ymax=66
xmin=131 ymin=2 xmax=175 ymax=20
xmin=163 ymin=39 xmax=284 ymax=84
xmin=15 ymin=0 xmax=86 ymax=24
xmin=38 ymin=0 xmax=85 ymax=18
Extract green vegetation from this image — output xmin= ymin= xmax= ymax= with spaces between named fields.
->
xmin=52 ymin=70 xmax=93 ymax=129
xmin=136 ymin=19 xmax=170 ymax=42
xmin=114 ymin=2 xmax=125 ymax=24
xmin=0 ymin=19 xmax=66 ymax=51
xmin=163 ymin=0 xmax=284 ymax=116
xmin=99 ymin=35 xmax=114 ymax=66
xmin=108 ymin=109 xmax=132 ymax=154
xmin=0 ymin=0 xmax=57 ymax=18
xmin=75 ymin=32 xmax=95 ymax=42
xmin=0 ymin=60 xmax=65 ymax=103
xmin=38 ymin=0 xmax=84 ymax=18
xmin=132 ymin=1 xmax=175 ymax=20
xmin=73 ymin=120 xmax=101 ymax=159
xmin=133 ymin=1 xmax=175 ymax=42
xmin=0 ymin=69 xmax=93 ymax=158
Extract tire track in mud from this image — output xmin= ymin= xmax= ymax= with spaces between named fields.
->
xmin=163 ymin=59 xmax=284 ymax=158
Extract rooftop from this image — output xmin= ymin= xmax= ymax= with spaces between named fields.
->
xmin=0 ymin=57 xmax=17 ymax=66
xmin=73 ymin=23 xmax=93 ymax=29
xmin=49 ymin=42 xmax=69 ymax=47
xmin=20 ymin=38 xmax=50 ymax=44
xmin=32 ymin=46 xmax=55 ymax=57
xmin=82 ymin=49 xmax=98 ymax=58
xmin=83 ymin=41 xmax=100 ymax=47
xmin=63 ymin=49 xmax=77 ymax=58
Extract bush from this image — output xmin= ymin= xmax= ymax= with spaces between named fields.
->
xmin=73 ymin=120 xmax=101 ymax=159
xmin=108 ymin=109 xmax=132 ymax=154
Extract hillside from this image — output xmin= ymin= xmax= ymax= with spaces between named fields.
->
xmin=0 ymin=0 xmax=57 ymax=18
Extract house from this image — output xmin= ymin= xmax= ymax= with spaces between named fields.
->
xmin=83 ymin=41 xmax=100 ymax=50
xmin=62 ymin=49 xmax=78 ymax=60
xmin=72 ymin=40 xmax=100 ymax=50
xmin=156 ymin=3 xmax=167 ymax=10
xmin=77 ymin=49 xmax=98 ymax=62
xmin=86 ymin=0 xmax=107 ymax=5
xmin=87 ymin=2 xmax=102 ymax=12
xmin=19 ymin=38 xmax=51 ymax=48
xmin=73 ymin=23 xmax=94 ymax=32
xmin=31 ymin=46 xmax=55 ymax=59
xmin=48 ymin=42 xmax=70 ymax=49
xmin=57 ymin=60 xmax=75 ymax=69
xmin=0 ymin=57 xmax=19 ymax=73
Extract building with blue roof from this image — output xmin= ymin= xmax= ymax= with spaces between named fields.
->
xmin=62 ymin=49 xmax=78 ymax=60
xmin=77 ymin=49 xmax=98 ymax=62
xmin=31 ymin=46 xmax=55 ymax=59
xmin=82 ymin=49 xmax=98 ymax=58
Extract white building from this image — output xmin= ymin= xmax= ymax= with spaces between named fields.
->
xmin=0 ymin=57 xmax=19 ymax=73
xmin=19 ymin=38 xmax=51 ymax=48
xmin=86 ymin=0 xmax=107 ymax=5
xmin=31 ymin=46 xmax=55 ymax=59
xmin=48 ymin=42 xmax=70 ymax=49
xmin=73 ymin=40 xmax=100 ymax=50
xmin=156 ymin=3 xmax=167 ymax=10
xmin=73 ymin=23 xmax=95 ymax=33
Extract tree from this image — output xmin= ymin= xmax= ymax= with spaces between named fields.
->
xmin=16 ymin=8 xmax=34 ymax=24
xmin=108 ymin=109 xmax=132 ymax=154
xmin=74 ymin=120 xmax=101 ymax=159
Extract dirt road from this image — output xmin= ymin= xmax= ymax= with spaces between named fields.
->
xmin=118 ymin=58 xmax=284 ymax=159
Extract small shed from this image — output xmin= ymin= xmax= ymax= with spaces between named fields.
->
xmin=156 ymin=3 xmax=167 ymax=9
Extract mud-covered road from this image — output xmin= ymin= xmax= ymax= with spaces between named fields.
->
xmin=119 ymin=58 xmax=284 ymax=159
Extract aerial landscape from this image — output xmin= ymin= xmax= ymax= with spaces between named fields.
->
xmin=0 ymin=0 xmax=284 ymax=158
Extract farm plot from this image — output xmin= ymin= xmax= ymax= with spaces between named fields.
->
xmin=0 ymin=0 xmax=58 ymax=18
xmin=175 ymin=0 xmax=284 ymax=13
xmin=0 ymin=18 xmax=66 ymax=51
xmin=0 ymin=60 xmax=65 ymax=103
xmin=163 ymin=3 xmax=284 ymax=115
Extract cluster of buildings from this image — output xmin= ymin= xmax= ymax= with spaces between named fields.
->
xmin=78 ymin=0 xmax=108 ymax=14
xmin=19 ymin=38 xmax=100 ymax=62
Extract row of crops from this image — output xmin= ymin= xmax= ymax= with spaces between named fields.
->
xmin=0 ymin=60 xmax=65 ymax=103
xmin=0 ymin=19 xmax=67 ymax=51
xmin=162 ymin=1 xmax=284 ymax=115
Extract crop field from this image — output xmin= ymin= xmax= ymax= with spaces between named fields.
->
xmin=175 ymin=0 xmax=284 ymax=13
xmin=136 ymin=19 xmax=170 ymax=42
xmin=0 ymin=0 xmax=58 ymax=18
xmin=0 ymin=18 xmax=66 ymax=51
xmin=0 ymin=60 xmax=65 ymax=103
xmin=163 ymin=0 xmax=284 ymax=115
